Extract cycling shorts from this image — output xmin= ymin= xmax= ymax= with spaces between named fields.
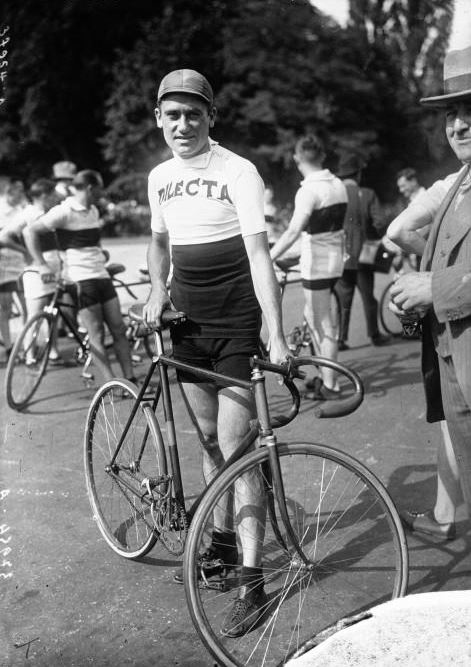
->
xmin=171 ymin=334 xmax=261 ymax=386
xmin=69 ymin=278 xmax=117 ymax=310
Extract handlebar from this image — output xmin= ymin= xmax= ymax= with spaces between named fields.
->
xmin=251 ymin=355 xmax=364 ymax=424
xmin=294 ymin=356 xmax=364 ymax=418
xmin=128 ymin=302 xmax=186 ymax=330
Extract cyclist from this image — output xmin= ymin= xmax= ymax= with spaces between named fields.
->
xmin=270 ymin=133 xmax=348 ymax=399
xmin=143 ymin=69 xmax=290 ymax=637
xmin=24 ymin=170 xmax=135 ymax=383
xmin=0 ymin=178 xmax=65 ymax=363
xmin=0 ymin=176 xmax=26 ymax=362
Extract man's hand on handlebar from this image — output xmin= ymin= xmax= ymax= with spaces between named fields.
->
xmin=143 ymin=286 xmax=172 ymax=327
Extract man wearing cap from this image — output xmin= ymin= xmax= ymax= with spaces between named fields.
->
xmin=391 ymin=46 xmax=471 ymax=529
xmin=334 ymin=153 xmax=389 ymax=350
xmin=144 ymin=69 xmax=290 ymax=636
xmin=52 ymin=161 xmax=77 ymax=200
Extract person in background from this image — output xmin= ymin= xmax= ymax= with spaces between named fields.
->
xmin=396 ymin=167 xmax=425 ymax=203
xmin=143 ymin=69 xmax=290 ymax=636
xmin=390 ymin=45 xmax=471 ymax=539
xmin=264 ymin=184 xmax=284 ymax=247
xmin=0 ymin=178 xmax=64 ymax=363
xmin=270 ymin=133 xmax=347 ymax=399
xmin=334 ymin=153 xmax=390 ymax=351
xmin=0 ymin=176 xmax=27 ymax=362
xmin=52 ymin=161 xmax=77 ymax=201
xmin=24 ymin=169 xmax=134 ymax=383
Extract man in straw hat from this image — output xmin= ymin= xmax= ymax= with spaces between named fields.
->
xmin=390 ymin=45 xmax=471 ymax=535
xmin=143 ymin=69 xmax=290 ymax=636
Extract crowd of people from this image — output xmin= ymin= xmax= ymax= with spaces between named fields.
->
xmin=2 ymin=44 xmax=471 ymax=636
xmin=0 ymin=163 xmax=135 ymax=382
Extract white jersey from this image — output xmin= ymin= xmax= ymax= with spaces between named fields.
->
xmin=0 ymin=201 xmax=26 ymax=286
xmin=295 ymin=170 xmax=348 ymax=281
xmin=148 ymin=142 xmax=267 ymax=244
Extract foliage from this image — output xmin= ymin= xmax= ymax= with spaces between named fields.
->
xmin=0 ymin=0 xmax=455 ymax=209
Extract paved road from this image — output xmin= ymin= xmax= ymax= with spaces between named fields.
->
xmin=1 ymin=237 xmax=470 ymax=666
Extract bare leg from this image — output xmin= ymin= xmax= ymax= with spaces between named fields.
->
xmin=0 ymin=291 xmax=13 ymax=352
xmin=434 ymin=420 xmax=463 ymax=523
xmin=102 ymin=296 xmax=133 ymax=378
xmin=78 ymin=303 xmax=114 ymax=382
xmin=26 ymin=295 xmax=60 ymax=358
xmin=180 ymin=381 xmax=265 ymax=567
xmin=303 ymin=286 xmax=339 ymax=391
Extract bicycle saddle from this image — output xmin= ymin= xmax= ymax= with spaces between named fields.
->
xmin=275 ymin=257 xmax=300 ymax=272
xmin=106 ymin=262 xmax=126 ymax=277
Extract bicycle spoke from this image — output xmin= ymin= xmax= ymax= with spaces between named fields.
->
xmin=185 ymin=443 xmax=407 ymax=667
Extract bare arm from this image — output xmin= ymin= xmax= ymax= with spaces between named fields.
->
xmin=244 ymin=232 xmax=290 ymax=364
xmin=142 ymin=231 xmax=172 ymax=325
xmin=23 ymin=220 xmax=55 ymax=282
xmin=269 ymin=208 xmax=309 ymax=261
xmin=387 ymin=203 xmax=432 ymax=256
xmin=0 ymin=226 xmax=28 ymax=256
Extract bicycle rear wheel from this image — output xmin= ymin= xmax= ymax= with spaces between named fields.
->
xmin=84 ymin=379 xmax=167 ymax=559
xmin=5 ymin=311 xmax=53 ymax=411
xmin=184 ymin=442 xmax=408 ymax=667
xmin=379 ymin=281 xmax=403 ymax=336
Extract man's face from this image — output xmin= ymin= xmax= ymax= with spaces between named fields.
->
xmin=155 ymin=93 xmax=215 ymax=159
xmin=445 ymin=101 xmax=471 ymax=163
xmin=397 ymin=176 xmax=418 ymax=200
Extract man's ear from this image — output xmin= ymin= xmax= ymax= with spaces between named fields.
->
xmin=154 ymin=107 xmax=163 ymax=129
xmin=209 ymin=106 xmax=217 ymax=128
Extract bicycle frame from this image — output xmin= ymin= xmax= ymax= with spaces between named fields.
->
xmin=109 ymin=326 xmax=262 ymax=524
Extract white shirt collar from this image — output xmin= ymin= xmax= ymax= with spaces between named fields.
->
xmin=301 ymin=169 xmax=334 ymax=185
xmin=172 ymin=138 xmax=218 ymax=169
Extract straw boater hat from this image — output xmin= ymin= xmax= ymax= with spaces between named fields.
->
xmin=420 ymin=46 xmax=471 ymax=108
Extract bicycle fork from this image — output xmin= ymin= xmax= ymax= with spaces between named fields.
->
xmin=251 ymin=366 xmax=313 ymax=568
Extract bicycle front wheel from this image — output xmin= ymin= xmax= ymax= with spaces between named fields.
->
xmin=379 ymin=281 xmax=403 ymax=336
xmin=5 ymin=311 xmax=53 ymax=411
xmin=84 ymin=379 xmax=167 ymax=559
xmin=184 ymin=442 xmax=408 ymax=667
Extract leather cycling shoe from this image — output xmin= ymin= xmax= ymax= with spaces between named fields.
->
xmin=221 ymin=586 xmax=268 ymax=637
xmin=173 ymin=543 xmax=238 ymax=584
xmin=401 ymin=509 xmax=456 ymax=540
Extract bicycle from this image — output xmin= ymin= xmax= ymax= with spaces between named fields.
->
xmin=84 ymin=304 xmax=408 ymax=667
xmin=4 ymin=265 xmax=153 ymax=411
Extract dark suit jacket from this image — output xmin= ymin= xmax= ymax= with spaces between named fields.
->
xmin=420 ymin=165 xmax=471 ymax=421
xmin=342 ymin=180 xmax=384 ymax=270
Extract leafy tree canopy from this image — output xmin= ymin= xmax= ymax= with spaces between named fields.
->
xmin=0 ymin=0 xmax=454 ymax=203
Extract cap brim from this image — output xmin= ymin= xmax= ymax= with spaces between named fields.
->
xmin=158 ymin=87 xmax=212 ymax=105
xmin=420 ymin=89 xmax=471 ymax=108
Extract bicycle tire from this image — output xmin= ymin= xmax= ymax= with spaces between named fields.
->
xmin=379 ymin=281 xmax=403 ymax=336
xmin=184 ymin=442 xmax=408 ymax=667
xmin=5 ymin=311 xmax=53 ymax=411
xmin=84 ymin=379 xmax=168 ymax=559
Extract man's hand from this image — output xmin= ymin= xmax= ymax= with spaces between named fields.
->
xmin=38 ymin=264 xmax=55 ymax=284
xmin=389 ymin=271 xmax=433 ymax=312
xmin=142 ymin=286 xmax=171 ymax=326
xmin=267 ymin=333 xmax=292 ymax=366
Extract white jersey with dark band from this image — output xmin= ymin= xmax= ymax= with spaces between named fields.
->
xmin=148 ymin=142 xmax=267 ymax=337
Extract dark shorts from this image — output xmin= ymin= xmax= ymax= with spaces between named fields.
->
xmin=0 ymin=281 xmax=18 ymax=294
xmin=171 ymin=335 xmax=261 ymax=385
xmin=302 ymin=278 xmax=338 ymax=291
xmin=69 ymin=278 xmax=117 ymax=310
